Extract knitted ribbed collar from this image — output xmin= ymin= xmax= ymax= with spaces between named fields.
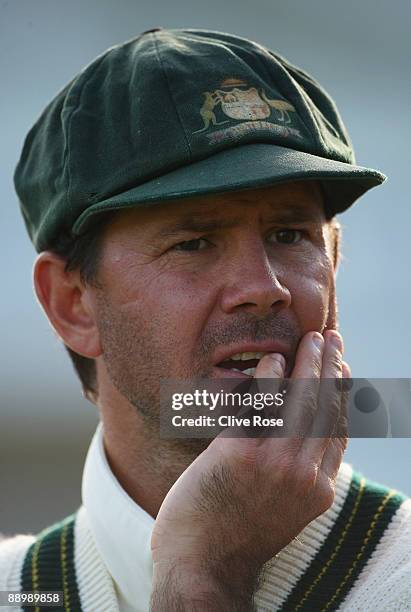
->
xmin=82 ymin=423 xmax=154 ymax=612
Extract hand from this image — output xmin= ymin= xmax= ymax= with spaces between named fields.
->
xmin=150 ymin=330 xmax=350 ymax=611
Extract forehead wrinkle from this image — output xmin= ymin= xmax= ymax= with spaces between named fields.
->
xmin=154 ymin=197 xmax=324 ymax=238
xmin=265 ymin=207 xmax=324 ymax=224
xmin=156 ymin=216 xmax=243 ymax=238
xmin=140 ymin=184 xmax=325 ymax=240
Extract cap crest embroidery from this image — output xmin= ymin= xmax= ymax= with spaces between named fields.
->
xmin=194 ymin=79 xmax=296 ymax=134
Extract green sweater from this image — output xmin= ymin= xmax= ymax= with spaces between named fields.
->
xmin=1 ymin=466 xmax=410 ymax=611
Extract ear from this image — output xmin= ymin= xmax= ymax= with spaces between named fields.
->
xmin=33 ymin=251 xmax=102 ymax=358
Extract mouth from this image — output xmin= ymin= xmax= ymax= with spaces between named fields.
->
xmin=215 ymin=352 xmax=264 ymax=378
xmin=213 ymin=346 xmax=289 ymax=379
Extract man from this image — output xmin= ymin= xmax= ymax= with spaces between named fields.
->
xmin=1 ymin=28 xmax=410 ymax=611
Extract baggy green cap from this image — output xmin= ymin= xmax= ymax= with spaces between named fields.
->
xmin=14 ymin=28 xmax=386 ymax=252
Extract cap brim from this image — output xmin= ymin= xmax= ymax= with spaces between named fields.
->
xmin=73 ymin=143 xmax=386 ymax=234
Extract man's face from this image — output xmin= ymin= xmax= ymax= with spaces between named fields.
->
xmin=92 ymin=180 xmax=337 ymax=419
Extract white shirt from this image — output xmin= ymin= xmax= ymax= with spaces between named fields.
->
xmin=82 ymin=423 xmax=154 ymax=612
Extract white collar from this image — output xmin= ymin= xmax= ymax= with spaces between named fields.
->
xmin=82 ymin=423 xmax=154 ymax=612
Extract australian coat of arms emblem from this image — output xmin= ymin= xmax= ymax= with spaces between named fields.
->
xmin=194 ymin=78 xmax=296 ymax=134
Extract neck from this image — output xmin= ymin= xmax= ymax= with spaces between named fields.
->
xmin=100 ymin=404 xmax=204 ymax=518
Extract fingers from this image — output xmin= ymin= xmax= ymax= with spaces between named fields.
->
xmin=334 ymin=360 xmax=351 ymax=440
xmin=238 ymin=332 xmax=347 ymax=468
xmin=279 ymin=333 xmax=324 ymax=437
xmin=319 ymin=360 xmax=351 ymax=480
xmin=291 ymin=332 xmax=324 ymax=379
xmin=321 ymin=425 xmax=349 ymax=480
xmin=302 ymin=330 xmax=344 ymax=454
xmin=321 ymin=330 xmax=344 ymax=378
xmin=243 ymin=352 xmax=286 ymax=428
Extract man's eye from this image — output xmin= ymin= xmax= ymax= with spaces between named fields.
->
xmin=269 ymin=229 xmax=303 ymax=244
xmin=173 ymin=238 xmax=209 ymax=252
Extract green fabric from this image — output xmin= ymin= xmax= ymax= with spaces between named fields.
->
xmin=18 ymin=471 xmax=407 ymax=612
xmin=21 ymin=513 xmax=82 ymax=612
xmin=14 ymin=28 xmax=386 ymax=253
xmin=278 ymin=470 xmax=407 ymax=612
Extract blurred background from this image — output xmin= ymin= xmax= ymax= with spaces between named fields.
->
xmin=1 ymin=0 xmax=410 ymax=536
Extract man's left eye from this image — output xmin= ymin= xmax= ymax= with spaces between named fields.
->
xmin=269 ymin=229 xmax=303 ymax=244
xmin=173 ymin=238 xmax=209 ymax=252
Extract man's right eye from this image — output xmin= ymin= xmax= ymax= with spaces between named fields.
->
xmin=173 ymin=238 xmax=209 ymax=252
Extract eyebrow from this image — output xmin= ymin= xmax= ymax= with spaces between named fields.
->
xmin=156 ymin=204 xmax=323 ymax=238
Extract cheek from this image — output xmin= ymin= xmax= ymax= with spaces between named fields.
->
xmin=286 ymin=255 xmax=335 ymax=332
xmin=151 ymin=273 xmax=217 ymax=337
xmin=109 ymin=262 xmax=218 ymax=351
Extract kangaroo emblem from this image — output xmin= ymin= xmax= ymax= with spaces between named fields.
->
xmin=193 ymin=79 xmax=297 ymax=133
xmin=193 ymin=91 xmax=229 ymax=134
xmin=260 ymin=90 xmax=296 ymax=124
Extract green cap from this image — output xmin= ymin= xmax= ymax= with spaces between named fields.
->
xmin=15 ymin=28 xmax=386 ymax=252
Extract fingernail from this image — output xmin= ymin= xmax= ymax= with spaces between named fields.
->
xmin=312 ymin=333 xmax=324 ymax=349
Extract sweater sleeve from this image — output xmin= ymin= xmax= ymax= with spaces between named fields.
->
xmin=339 ymin=498 xmax=411 ymax=611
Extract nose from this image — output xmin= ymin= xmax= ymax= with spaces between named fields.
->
xmin=220 ymin=241 xmax=291 ymax=317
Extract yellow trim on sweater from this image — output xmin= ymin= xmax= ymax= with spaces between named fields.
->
xmin=61 ymin=523 xmax=71 ymax=612
xmin=294 ymin=477 xmax=366 ymax=610
xmin=31 ymin=536 xmax=42 ymax=612
xmin=321 ymin=488 xmax=397 ymax=612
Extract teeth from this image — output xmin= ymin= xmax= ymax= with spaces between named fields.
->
xmin=243 ymin=367 xmax=256 ymax=376
xmin=229 ymin=367 xmax=256 ymax=376
xmin=230 ymin=351 xmax=266 ymax=361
